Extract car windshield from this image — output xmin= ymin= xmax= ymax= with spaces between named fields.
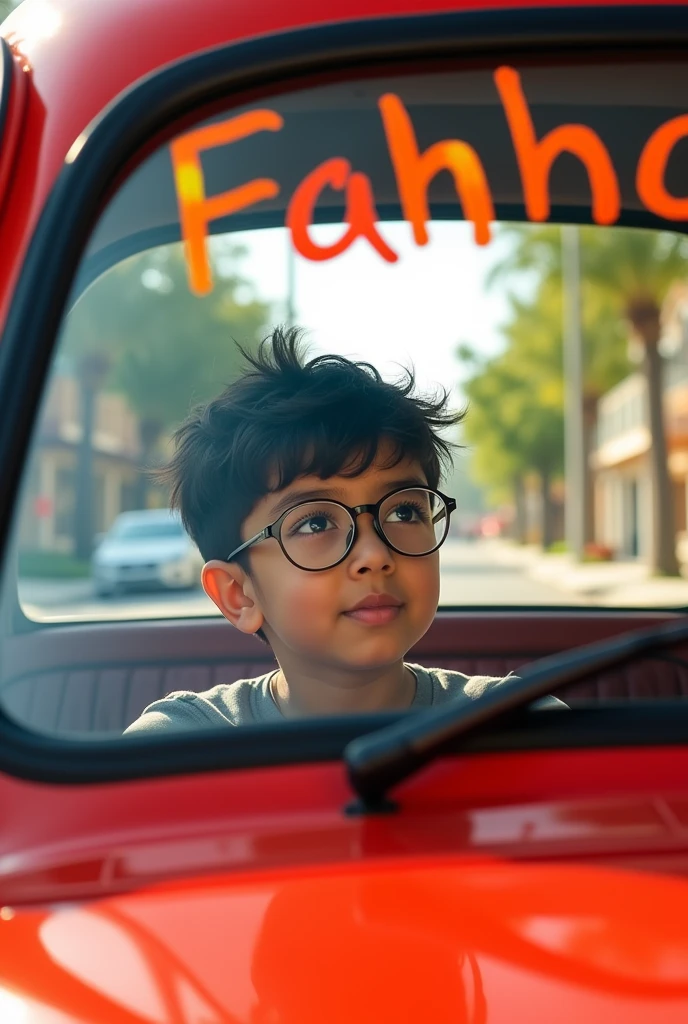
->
xmin=3 ymin=55 xmax=688 ymax=741
xmin=24 ymin=214 xmax=688 ymax=620
xmin=109 ymin=521 xmax=185 ymax=541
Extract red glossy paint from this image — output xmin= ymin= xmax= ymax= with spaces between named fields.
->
xmin=3 ymin=747 xmax=688 ymax=1020
xmin=6 ymin=857 xmax=688 ymax=1023
xmin=2 ymin=746 xmax=688 ymax=906
xmin=2 ymin=0 xmax=688 ymax=1019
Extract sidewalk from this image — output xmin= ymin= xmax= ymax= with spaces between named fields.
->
xmin=488 ymin=540 xmax=688 ymax=607
xmin=18 ymin=577 xmax=94 ymax=607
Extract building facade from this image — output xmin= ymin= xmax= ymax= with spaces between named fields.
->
xmin=19 ymin=374 xmax=143 ymax=556
xmin=591 ymin=284 xmax=688 ymax=563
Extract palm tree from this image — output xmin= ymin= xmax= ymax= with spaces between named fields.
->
xmin=489 ymin=225 xmax=686 ymax=576
xmin=581 ymin=229 xmax=686 ymax=575
xmin=458 ymin=335 xmax=564 ymax=548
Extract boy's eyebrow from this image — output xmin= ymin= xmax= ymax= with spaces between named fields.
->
xmin=267 ymin=477 xmax=428 ymax=520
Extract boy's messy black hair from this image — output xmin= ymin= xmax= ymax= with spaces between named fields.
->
xmin=160 ymin=326 xmax=464 ymax=635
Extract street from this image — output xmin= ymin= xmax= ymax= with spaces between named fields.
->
xmin=438 ymin=539 xmax=585 ymax=606
xmin=19 ymin=539 xmax=583 ymax=623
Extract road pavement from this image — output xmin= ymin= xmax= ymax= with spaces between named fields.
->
xmin=438 ymin=539 xmax=585 ymax=606
xmin=19 ymin=578 xmax=217 ymax=622
xmin=19 ymin=539 xmax=583 ymax=622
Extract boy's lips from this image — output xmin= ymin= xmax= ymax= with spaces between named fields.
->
xmin=343 ymin=593 xmax=404 ymax=625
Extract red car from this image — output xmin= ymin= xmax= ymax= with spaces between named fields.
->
xmin=2 ymin=0 xmax=688 ymax=1021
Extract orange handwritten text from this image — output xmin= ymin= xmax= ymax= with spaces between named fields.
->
xmin=379 ymin=92 xmax=494 ymax=246
xmin=286 ymin=157 xmax=397 ymax=262
xmin=170 ymin=110 xmax=283 ymax=295
xmin=494 ymin=66 xmax=620 ymax=225
xmin=637 ymin=115 xmax=688 ymax=221
xmin=170 ymin=68 xmax=688 ymax=294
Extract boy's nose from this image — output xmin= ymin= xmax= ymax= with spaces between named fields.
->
xmin=347 ymin=514 xmax=394 ymax=575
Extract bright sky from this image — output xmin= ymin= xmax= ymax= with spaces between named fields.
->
xmin=230 ymin=222 xmax=529 ymax=410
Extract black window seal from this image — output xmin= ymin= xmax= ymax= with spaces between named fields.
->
xmin=2 ymin=704 xmax=688 ymax=786
xmin=0 ymin=37 xmax=15 ymax=178
xmin=2 ymin=6 xmax=688 ymax=783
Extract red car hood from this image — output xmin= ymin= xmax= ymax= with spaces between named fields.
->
xmin=2 ymin=854 xmax=688 ymax=1023
xmin=2 ymin=747 xmax=688 ymax=1022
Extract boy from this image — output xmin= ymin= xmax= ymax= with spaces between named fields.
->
xmin=126 ymin=327 xmax=564 ymax=733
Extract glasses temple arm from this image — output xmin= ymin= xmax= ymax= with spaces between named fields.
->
xmin=432 ymin=499 xmax=455 ymax=525
xmin=226 ymin=527 xmax=268 ymax=563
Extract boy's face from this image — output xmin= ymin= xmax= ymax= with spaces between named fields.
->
xmin=205 ymin=445 xmax=441 ymax=678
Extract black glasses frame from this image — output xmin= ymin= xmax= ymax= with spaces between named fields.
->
xmin=226 ymin=486 xmax=457 ymax=571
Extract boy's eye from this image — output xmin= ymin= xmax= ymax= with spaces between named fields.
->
xmin=384 ymin=501 xmax=426 ymax=524
xmin=291 ymin=512 xmax=338 ymax=535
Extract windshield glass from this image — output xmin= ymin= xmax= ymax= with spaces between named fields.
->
xmin=4 ymin=56 xmax=688 ymax=739
xmin=24 ymin=216 xmax=688 ymax=619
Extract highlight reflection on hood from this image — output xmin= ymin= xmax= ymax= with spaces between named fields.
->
xmin=1 ymin=861 xmax=686 ymax=1024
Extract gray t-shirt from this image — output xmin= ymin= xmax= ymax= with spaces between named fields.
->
xmin=124 ymin=663 xmax=566 ymax=734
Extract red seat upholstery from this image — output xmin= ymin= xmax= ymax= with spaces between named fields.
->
xmin=2 ymin=612 xmax=686 ymax=735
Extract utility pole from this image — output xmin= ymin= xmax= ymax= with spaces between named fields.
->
xmin=562 ymin=224 xmax=586 ymax=561
xmin=285 ymin=236 xmax=296 ymax=328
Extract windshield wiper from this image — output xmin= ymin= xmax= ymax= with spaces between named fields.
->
xmin=344 ymin=616 xmax=688 ymax=811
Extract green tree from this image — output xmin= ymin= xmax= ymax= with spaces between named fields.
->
xmin=491 ymin=224 xmax=685 ymax=574
xmin=108 ymin=245 xmax=268 ymax=458
xmin=0 ymin=0 xmax=21 ymax=21
xmin=62 ymin=242 xmax=271 ymax=556
xmin=459 ymin=294 xmax=565 ymax=547
xmin=457 ymin=351 xmax=532 ymax=542
xmin=488 ymin=225 xmax=630 ymax=399
xmin=459 ymin=226 xmax=632 ymax=549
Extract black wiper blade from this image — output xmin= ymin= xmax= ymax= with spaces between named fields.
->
xmin=344 ymin=616 xmax=688 ymax=811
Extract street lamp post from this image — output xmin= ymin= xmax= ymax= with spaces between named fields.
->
xmin=562 ymin=224 xmax=586 ymax=562
xmin=286 ymin=237 xmax=296 ymax=329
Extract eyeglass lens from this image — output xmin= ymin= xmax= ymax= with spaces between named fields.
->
xmin=279 ymin=488 xmax=448 ymax=569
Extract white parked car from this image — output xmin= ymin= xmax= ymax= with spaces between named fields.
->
xmin=91 ymin=510 xmax=204 ymax=597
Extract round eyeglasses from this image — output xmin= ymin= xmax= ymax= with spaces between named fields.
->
xmin=226 ymin=486 xmax=456 ymax=572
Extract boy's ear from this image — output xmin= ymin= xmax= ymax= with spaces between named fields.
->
xmin=202 ymin=560 xmax=265 ymax=636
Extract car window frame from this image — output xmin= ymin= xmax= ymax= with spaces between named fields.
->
xmin=3 ymin=5 xmax=688 ymax=783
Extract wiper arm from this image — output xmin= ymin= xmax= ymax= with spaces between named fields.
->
xmin=344 ymin=616 xmax=688 ymax=811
